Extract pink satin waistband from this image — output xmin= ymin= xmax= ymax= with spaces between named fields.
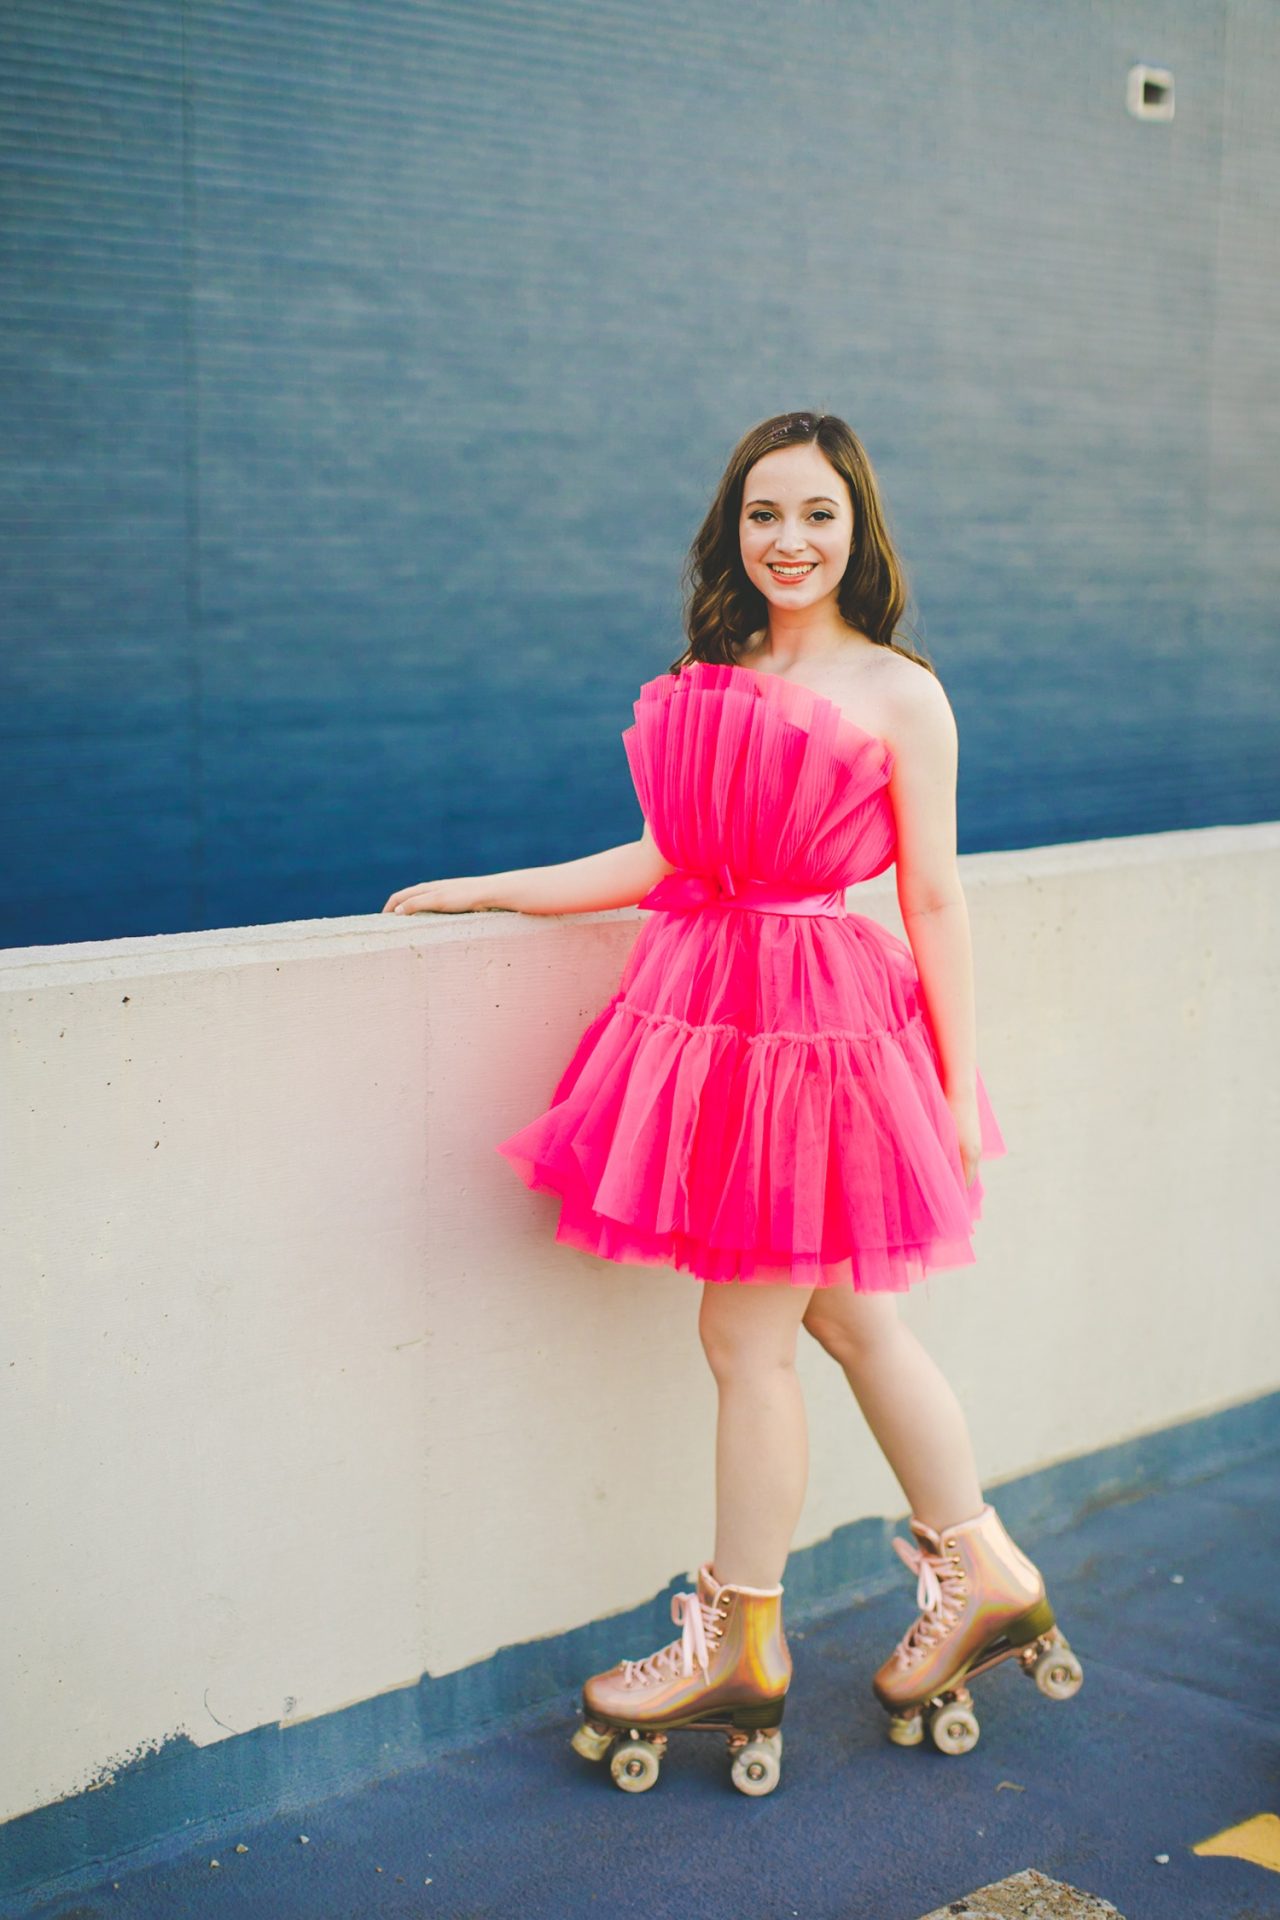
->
xmin=638 ymin=869 xmax=850 ymax=918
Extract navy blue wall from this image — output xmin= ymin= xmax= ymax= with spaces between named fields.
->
xmin=3 ymin=1 xmax=1278 ymax=946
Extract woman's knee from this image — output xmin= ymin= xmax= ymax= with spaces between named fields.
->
xmin=698 ymin=1287 xmax=806 ymax=1380
xmin=802 ymin=1290 xmax=900 ymax=1369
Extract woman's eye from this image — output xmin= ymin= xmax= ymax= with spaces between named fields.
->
xmin=748 ymin=509 xmax=835 ymax=524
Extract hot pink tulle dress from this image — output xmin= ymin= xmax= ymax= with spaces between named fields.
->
xmin=495 ymin=658 xmax=1007 ymax=1290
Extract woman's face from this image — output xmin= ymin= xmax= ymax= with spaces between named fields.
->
xmin=739 ymin=442 xmax=854 ymax=615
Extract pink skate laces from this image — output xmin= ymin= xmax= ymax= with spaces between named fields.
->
xmin=890 ymin=1535 xmax=966 ymax=1665
xmin=620 ymin=1587 xmax=724 ymax=1689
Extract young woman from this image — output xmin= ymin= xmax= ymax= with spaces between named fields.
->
xmin=382 ymin=411 xmax=1082 ymax=1795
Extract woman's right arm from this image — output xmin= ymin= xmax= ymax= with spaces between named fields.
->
xmin=380 ymin=820 xmax=676 ymax=918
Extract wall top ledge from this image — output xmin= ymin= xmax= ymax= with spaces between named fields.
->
xmin=2 ymin=819 xmax=1276 ymax=992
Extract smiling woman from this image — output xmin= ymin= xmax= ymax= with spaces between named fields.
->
xmin=386 ymin=408 xmax=1078 ymax=1792
xmin=681 ymin=410 xmax=925 ymax=676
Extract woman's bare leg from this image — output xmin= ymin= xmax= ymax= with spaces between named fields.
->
xmin=698 ymin=1282 xmax=816 ymax=1588
xmin=802 ymin=1289 xmax=984 ymax=1530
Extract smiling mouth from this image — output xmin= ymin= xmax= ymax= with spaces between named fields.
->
xmin=767 ymin=563 xmax=817 ymax=580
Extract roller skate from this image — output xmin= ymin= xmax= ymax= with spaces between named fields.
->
xmin=570 ymin=1561 xmax=790 ymax=1795
xmin=871 ymin=1502 xmax=1083 ymax=1755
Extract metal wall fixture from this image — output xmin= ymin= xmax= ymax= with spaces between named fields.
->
xmin=1126 ymin=63 xmax=1174 ymax=121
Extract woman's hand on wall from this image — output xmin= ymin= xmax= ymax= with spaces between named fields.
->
xmin=379 ymin=823 xmax=674 ymax=918
xmin=381 ymin=877 xmax=494 ymax=915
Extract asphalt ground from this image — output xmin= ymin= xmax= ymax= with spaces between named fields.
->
xmin=14 ymin=1444 xmax=1279 ymax=1920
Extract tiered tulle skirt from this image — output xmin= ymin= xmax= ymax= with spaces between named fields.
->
xmin=495 ymin=899 xmax=1007 ymax=1291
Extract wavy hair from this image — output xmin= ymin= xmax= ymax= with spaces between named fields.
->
xmin=670 ymin=410 xmax=935 ymax=678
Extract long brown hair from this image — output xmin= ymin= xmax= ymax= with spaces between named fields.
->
xmin=670 ymin=410 xmax=935 ymax=678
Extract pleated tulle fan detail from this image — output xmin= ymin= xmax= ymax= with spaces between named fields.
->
xmin=623 ymin=662 xmax=898 ymax=894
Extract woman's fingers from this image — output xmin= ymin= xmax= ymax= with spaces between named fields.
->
xmin=379 ymin=878 xmax=483 ymax=915
xmin=381 ymin=883 xmax=430 ymax=914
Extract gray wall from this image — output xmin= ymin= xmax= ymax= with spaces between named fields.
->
xmin=3 ymin=823 xmax=1278 ymax=1880
xmin=3 ymin=1 xmax=1278 ymax=946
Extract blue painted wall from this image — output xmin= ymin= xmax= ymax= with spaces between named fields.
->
xmin=3 ymin=1 xmax=1277 ymax=947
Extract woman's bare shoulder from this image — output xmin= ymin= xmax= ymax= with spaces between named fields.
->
xmin=821 ymin=643 xmax=951 ymax=754
xmin=876 ymin=649 xmax=956 ymax=750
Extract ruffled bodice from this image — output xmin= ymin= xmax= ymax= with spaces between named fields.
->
xmin=624 ymin=659 xmax=897 ymax=906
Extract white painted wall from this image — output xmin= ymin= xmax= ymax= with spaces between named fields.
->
xmin=2 ymin=822 xmax=1277 ymax=1824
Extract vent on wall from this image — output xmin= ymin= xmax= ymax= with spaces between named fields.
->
xmin=1126 ymin=63 xmax=1174 ymax=121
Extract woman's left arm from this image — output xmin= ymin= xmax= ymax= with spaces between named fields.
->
xmin=884 ymin=672 xmax=982 ymax=1184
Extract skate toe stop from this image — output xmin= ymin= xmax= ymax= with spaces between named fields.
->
xmin=570 ymin=1721 xmax=614 ymax=1763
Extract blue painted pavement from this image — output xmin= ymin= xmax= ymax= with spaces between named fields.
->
xmin=12 ymin=1433 xmax=1278 ymax=1920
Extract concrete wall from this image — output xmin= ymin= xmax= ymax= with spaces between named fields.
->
xmin=4 ymin=821 xmax=1278 ymax=1878
xmin=5 ymin=0 xmax=1280 ymax=949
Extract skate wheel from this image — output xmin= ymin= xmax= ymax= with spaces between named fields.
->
xmin=610 ymin=1738 xmax=662 ymax=1792
xmin=929 ymin=1701 xmax=980 ymax=1755
xmin=570 ymin=1720 xmax=615 ymax=1763
xmin=887 ymin=1710 xmax=924 ymax=1747
xmin=1032 ymin=1635 xmax=1084 ymax=1700
xmin=731 ymin=1734 xmax=782 ymax=1797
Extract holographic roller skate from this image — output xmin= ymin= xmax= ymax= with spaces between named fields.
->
xmin=570 ymin=1561 xmax=791 ymax=1795
xmin=871 ymin=1502 xmax=1084 ymax=1755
